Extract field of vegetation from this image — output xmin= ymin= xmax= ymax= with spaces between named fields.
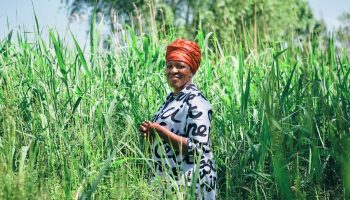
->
xmin=1 ymin=12 xmax=350 ymax=199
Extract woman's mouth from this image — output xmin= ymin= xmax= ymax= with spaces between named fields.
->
xmin=169 ymin=75 xmax=182 ymax=80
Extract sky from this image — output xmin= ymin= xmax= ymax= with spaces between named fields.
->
xmin=0 ymin=0 xmax=90 ymax=46
xmin=308 ymin=0 xmax=350 ymax=30
xmin=0 ymin=0 xmax=350 ymax=45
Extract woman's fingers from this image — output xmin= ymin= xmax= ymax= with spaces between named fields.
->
xmin=139 ymin=124 xmax=147 ymax=132
xmin=140 ymin=125 xmax=150 ymax=137
xmin=139 ymin=121 xmax=155 ymax=138
xmin=142 ymin=121 xmax=153 ymax=130
xmin=144 ymin=121 xmax=154 ymax=129
xmin=139 ymin=122 xmax=151 ymax=132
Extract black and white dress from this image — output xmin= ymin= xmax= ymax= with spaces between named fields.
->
xmin=151 ymin=83 xmax=216 ymax=199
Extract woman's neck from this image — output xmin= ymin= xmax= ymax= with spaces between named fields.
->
xmin=173 ymin=81 xmax=192 ymax=96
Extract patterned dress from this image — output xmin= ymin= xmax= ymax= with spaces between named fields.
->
xmin=151 ymin=83 xmax=216 ymax=199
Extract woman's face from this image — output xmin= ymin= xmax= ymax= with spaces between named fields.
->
xmin=166 ymin=60 xmax=193 ymax=94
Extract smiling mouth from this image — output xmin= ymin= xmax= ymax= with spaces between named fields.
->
xmin=169 ymin=75 xmax=182 ymax=80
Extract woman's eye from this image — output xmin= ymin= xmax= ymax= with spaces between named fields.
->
xmin=177 ymin=65 xmax=185 ymax=69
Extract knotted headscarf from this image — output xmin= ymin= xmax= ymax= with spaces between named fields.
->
xmin=166 ymin=39 xmax=201 ymax=74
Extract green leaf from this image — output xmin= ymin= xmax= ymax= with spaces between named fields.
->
xmin=71 ymin=31 xmax=90 ymax=76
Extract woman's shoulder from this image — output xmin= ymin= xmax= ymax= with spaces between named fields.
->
xmin=192 ymin=92 xmax=212 ymax=110
xmin=184 ymin=84 xmax=212 ymax=110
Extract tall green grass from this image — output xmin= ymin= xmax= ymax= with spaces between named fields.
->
xmin=0 ymin=17 xmax=349 ymax=199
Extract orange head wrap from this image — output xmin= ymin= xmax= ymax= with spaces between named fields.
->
xmin=166 ymin=39 xmax=201 ymax=74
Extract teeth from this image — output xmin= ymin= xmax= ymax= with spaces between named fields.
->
xmin=169 ymin=74 xmax=181 ymax=79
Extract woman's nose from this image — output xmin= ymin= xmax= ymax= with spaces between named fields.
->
xmin=168 ymin=66 xmax=178 ymax=73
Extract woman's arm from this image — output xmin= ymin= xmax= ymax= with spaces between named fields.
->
xmin=139 ymin=121 xmax=188 ymax=154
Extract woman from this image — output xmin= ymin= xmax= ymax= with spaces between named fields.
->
xmin=139 ymin=39 xmax=216 ymax=199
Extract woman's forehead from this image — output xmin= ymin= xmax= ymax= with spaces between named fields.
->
xmin=166 ymin=60 xmax=190 ymax=66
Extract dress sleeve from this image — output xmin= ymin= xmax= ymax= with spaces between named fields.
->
xmin=185 ymin=94 xmax=213 ymax=157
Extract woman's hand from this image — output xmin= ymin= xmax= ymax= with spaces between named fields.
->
xmin=139 ymin=121 xmax=158 ymax=138
xmin=139 ymin=121 xmax=188 ymax=154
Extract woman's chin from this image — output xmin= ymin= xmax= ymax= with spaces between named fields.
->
xmin=169 ymin=80 xmax=191 ymax=91
xmin=168 ymin=80 xmax=178 ymax=86
xmin=168 ymin=82 xmax=180 ymax=90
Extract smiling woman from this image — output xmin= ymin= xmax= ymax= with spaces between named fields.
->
xmin=139 ymin=39 xmax=217 ymax=199
xmin=165 ymin=61 xmax=193 ymax=95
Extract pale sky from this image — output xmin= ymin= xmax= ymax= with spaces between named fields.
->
xmin=0 ymin=0 xmax=89 ymax=46
xmin=308 ymin=0 xmax=350 ymax=30
xmin=0 ymin=0 xmax=349 ymax=44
